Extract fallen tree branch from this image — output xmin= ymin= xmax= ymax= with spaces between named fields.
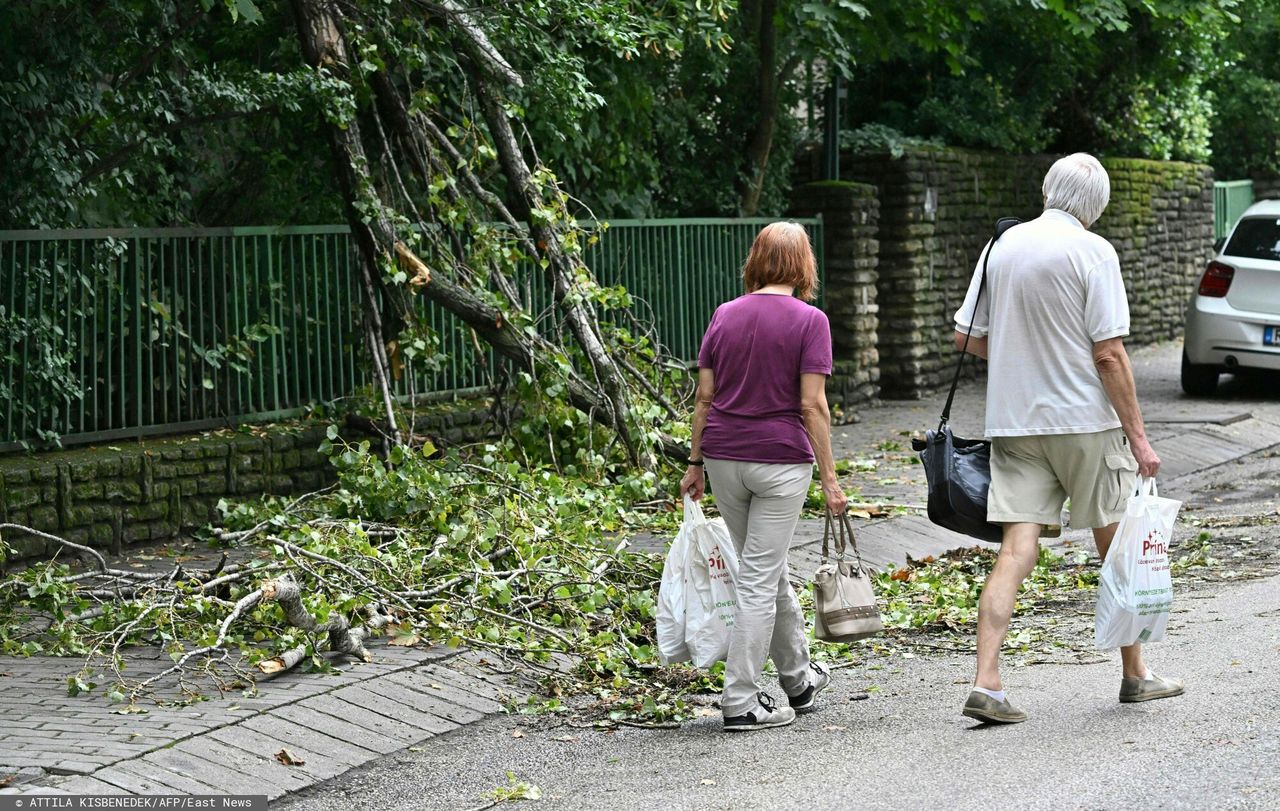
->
xmin=0 ymin=523 xmax=108 ymax=574
xmin=256 ymin=574 xmax=374 ymax=675
xmin=132 ymin=586 xmax=264 ymax=699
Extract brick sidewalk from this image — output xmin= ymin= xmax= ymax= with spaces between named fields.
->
xmin=0 ymin=644 xmax=519 ymax=799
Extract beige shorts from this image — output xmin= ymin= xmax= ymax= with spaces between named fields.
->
xmin=988 ymin=428 xmax=1138 ymax=529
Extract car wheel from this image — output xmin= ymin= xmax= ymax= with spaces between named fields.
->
xmin=1181 ymin=349 xmax=1219 ymax=396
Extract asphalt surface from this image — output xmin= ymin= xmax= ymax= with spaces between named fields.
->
xmin=278 ymin=571 xmax=1280 ymax=811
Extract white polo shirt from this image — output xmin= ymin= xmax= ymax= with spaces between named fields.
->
xmin=953 ymin=208 xmax=1130 ymax=437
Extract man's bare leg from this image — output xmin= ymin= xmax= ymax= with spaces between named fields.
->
xmin=1092 ymin=522 xmax=1148 ymax=679
xmin=975 ymin=522 xmax=1041 ymax=690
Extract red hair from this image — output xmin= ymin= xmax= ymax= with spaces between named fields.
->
xmin=741 ymin=222 xmax=818 ymax=301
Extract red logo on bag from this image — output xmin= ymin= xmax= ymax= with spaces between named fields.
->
xmin=707 ymin=549 xmax=725 ymax=571
xmin=1142 ymin=531 xmax=1168 ymax=557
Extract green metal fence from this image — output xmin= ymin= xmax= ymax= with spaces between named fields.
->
xmin=0 ymin=218 xmax=822 ymax=451
xmin=1214 ymin=180 xmax=1255 ymax=241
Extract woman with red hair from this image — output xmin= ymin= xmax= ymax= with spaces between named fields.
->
xmin=681 ymin=221 xmax=848 ymax=732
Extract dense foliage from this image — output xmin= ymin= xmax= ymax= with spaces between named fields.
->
xmin=3 ymin=0 xmax=1271 ymax=230
xmin=1209 ymin=0 xmax=1280 ymax=178
xmin=835 ymin=1 xmax=1238 ymax=164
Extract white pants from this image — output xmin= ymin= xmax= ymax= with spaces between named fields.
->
xmin=704 ymin=458 xmax=814 ymax=717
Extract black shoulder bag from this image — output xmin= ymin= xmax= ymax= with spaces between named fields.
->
xmin=910 ymin=217 xmax=1020 ymax=543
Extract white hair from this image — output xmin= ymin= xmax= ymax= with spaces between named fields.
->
xmin=1042 ymin=153 xmax=1110 ymax=228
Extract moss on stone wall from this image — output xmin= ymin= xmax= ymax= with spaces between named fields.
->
xmin=790 ymin=181 xmax=881 ymax=411
xmin=828 ymin=147 xmax=1213 ymax=398
xmin=0 ymin=404 xmax=495 ymax=562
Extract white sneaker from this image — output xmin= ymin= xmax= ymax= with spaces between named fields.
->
xmin=788 ymin=662 xmax=832 ymax=714
xmin=723 ymin=692 xmax=797 ymax=732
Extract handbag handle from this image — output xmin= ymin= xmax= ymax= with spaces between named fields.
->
xmin=939 ymin=217 xmax=1021 ymax=432
xmin=821 ymin=509 xmax=866 ymax=570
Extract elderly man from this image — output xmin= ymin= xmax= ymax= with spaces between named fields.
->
xmin=952 ymin=153 xmax=1184 ymax=724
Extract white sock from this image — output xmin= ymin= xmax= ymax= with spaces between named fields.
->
xmin=973 ymin=686 xmax=1007 ymax=703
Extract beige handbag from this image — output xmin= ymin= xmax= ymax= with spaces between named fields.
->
xmin=813 ymin=510 xmax=884 ymax=642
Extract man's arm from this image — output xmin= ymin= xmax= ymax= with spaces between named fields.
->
xmin=1092 ymin=337 xmax=1160 ymax=477
xmin=954 ymin=331 xmax=989 ymax=359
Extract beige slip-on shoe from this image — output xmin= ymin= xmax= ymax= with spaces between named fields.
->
xmin=1120 ymin=672 xmax=1185 ymax=703
xmin=961 ymin=690 xmax=1028 ymax=724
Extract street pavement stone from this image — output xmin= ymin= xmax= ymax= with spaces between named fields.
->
xmin=271 ymin=702 xmax=411 ymax=755
xmin=238 ymin=714 xmax=380 ymax=765
xmin=207 ymin=723 xmax=350 ymax=782
xmin=98 ymin=759 xmax=223 ymax=795
xmin=375 ymin=672 xmax=491 ymax=724
xmin=332 ymin=685 xmax=460 ymax=736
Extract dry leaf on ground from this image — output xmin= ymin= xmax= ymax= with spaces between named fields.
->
xmin=386 ymin=623 xmax=421 ymax=647
xmin=275 ymin=749 xmax=305 ymax=766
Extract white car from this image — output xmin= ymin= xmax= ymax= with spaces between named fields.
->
xmin=1182 ymin=199 xmax=1280 ymax=395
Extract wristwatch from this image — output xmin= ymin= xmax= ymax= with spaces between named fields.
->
xmin=688 ymin=458 xmax=704 ymax=467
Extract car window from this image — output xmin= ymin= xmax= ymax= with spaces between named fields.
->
xmin=1224 ymin=217 xmax=1280 ymax=261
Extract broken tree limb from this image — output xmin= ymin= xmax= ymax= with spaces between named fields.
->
xmin=133 ymin=586 xmax=265 ymax=698
xmin=420 ymin=0 xmax=524 ymax=88
xmin=466 ymin=79 xmax=654 ymax=470
xmin=290 ymin=0 xmax=404 ymax=446
xmin=395 ymin=241 xmax=431 ymax=288
xmin=259 ymin=602 xmax=397 ymax=678
xmin=257 ymin=574 xmax=372 ymax=672
xmin=0 ymin=523 xmax=108 ymax=574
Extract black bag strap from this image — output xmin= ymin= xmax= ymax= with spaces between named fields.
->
xmin=938 ymin=216 xmax=1021 ymax=432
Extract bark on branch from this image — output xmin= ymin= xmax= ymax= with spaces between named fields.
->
xmin=257 ymin=574 xmax=373 ymax=673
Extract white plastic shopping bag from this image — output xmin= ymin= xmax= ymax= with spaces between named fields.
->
xmin=1095 ymin=477 xmax=1180 ymax=649
xmin=684 ymin=498 xmax=739 ymax=668
xmin=655 ymin=495 xmax=740 ymax=667
xmin=655 ymin=502 xmax=693 ymax=664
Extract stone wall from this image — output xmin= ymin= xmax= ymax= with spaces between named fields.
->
xmin=831 ymin=147 xmax=1214 ymax=398
xmin=0 ymin=428 xmax=331 ymax=560
xmin=789 ymin=181 xmax=881 ymax=411
xmin=1100 ymin=159 xmax=1214 ymax=347
xmin=838 ymin=149 xmax=1048 ymax=397
xmin=0 ymin=405 xmax=494 ymax=561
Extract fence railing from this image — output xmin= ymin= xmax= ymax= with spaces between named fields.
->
xmin=1214 ymin=180 xmax=1254 ymax=241
xmin=1 ymin=218 xmax=822 ymax=451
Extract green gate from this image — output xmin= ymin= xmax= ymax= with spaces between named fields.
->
xmin=1 ymin=218 xmax=822 ymax=451
xmin=1214 ymin=180 xmax=1255 ymax=241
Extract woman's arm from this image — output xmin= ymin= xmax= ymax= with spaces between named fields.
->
xmin=800 ymin=373 xmax=848 ymax=514
xmin=679 ymin=368 xmax=715 ymax=499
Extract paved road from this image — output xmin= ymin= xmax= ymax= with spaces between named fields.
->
xmin=279 ymin=572 xmax=1280 ymax=811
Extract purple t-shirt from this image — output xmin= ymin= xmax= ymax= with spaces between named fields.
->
xmin=696 ymin=294 xmax=833 ymax=464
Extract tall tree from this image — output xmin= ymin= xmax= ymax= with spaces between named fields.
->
xmin=281 ymin=0 xmax=736 ymax=466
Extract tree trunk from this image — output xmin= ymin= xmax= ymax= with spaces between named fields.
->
xmin=472 ymin=85 xmax=654 ymax=470
xmin=290 ymin=0 xmax=403 ymax=445
xmin=291 ymin=0 xmax=663 ymax=468
xmin=737 ymin=0 xmax=779 ymax=217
